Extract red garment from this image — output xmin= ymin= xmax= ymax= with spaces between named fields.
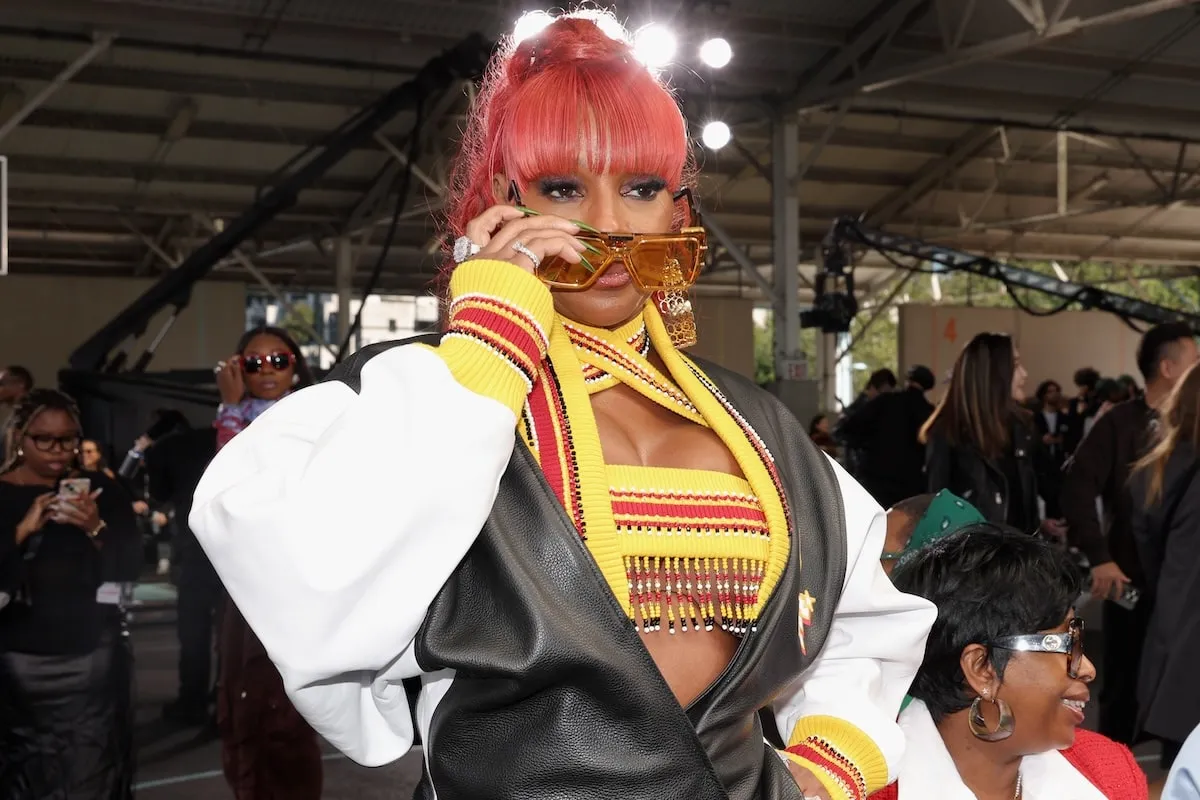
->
xmin=869 ymin=728 xmax=1147 ymax=799
xmin=215 ymin=411 xmax=324 ymax=800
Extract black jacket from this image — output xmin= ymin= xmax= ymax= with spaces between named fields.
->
xmin=837 ymin=387 xmax=933 ymax=509
xmin=924 ymin=418 xmax=1039 ymax=532
xmin=1131 ymin=442 xmax=1200 ymax=743
xmin=1060 ymin=399 xmax=1156 ymax=583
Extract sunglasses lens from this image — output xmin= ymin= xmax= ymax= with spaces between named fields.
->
xmin=268 ymin=353 xmax=291 ymax=370
xmin=1069 ymin=619 xmax=1083 ymax=677
xmin=627 ymin=237 xmax=704 ymax=291
xmin=242 ymin=356 xmax=263 ymax=374
xmin=536 ymin=236 xmax=611 ymax=289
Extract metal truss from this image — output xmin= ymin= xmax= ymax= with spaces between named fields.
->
xmin=783 ymin=0 xmax=1200 ymax=115
xmin=828 ymin=216 xmax=1200 ymax=331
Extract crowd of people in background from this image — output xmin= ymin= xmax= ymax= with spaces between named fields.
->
xmin=823 ymin=322 xmax=1200 ymax=798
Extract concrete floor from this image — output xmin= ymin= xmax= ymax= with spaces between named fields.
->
xmin=128 ymin=596 xmax=1164 ymax=798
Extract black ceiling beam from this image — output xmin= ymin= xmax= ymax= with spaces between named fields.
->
xmin=68 ymin=33 xmax=492 ymax=372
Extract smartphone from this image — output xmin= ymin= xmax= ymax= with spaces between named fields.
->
xmin=57 ymin=477 xmax=91 ymax=503
xmin=1112 ymin=584 xmax=1141 ymax=611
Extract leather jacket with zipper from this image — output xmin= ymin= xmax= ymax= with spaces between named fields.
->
xmin=924 ymin=417 xmax=1039 ymax=533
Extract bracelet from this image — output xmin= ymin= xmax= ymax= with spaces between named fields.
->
xmin=88 ymin=520 xmax=107 ymax=538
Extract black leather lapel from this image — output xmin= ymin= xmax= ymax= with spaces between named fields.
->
xmin=416 ymin=443 xmax=731 ymax=800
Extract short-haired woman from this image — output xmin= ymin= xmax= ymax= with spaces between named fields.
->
xmin=876 ymin=525 xmax=1147 ymax=799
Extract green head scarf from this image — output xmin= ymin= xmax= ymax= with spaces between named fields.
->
xmin=886 ymin=489 xmax=985 ymax=714
xmin=882 ymin=489 xmax=986 ymax=567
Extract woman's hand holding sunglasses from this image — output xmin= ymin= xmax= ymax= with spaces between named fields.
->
xmin=463 ymin=205 xmax=587 ymax=274
xmin=215 ymin=356 xmax=246 ymax=406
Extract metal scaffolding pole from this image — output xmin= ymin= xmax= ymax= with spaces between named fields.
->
xmin=771 ymin=115 xmax=802 ymax=382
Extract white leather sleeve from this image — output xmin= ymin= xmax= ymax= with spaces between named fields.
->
xmin=190 ymin=344 xmax=517 ymax=766
xmin=773 ymin=457 xmax=937 ymax=782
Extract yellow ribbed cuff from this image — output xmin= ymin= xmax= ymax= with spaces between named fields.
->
xmin=435 ymin=260 xmax=555 ymax=414
xmin=784 ymin=715 xmax=889 ymax=800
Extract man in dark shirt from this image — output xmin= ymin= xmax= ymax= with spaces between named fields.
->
xmin=837 ymin=365 xmax=936 ymax=510
xmin=1064 ymin=366 xmax=1099 ymax=455
xmin=1061 ymin=323 xmax=1199 ymax=744
xmin=836 ymin=368 xmax=897 ymax=479
xmin=144 ymin=423 xmax=220 ymax=726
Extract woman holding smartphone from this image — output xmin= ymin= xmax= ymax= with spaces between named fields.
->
xmin=0 ymin=389 xmax=139 ymax=798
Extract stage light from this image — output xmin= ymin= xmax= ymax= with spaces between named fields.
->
xmin=699 ymin=37 xmax=732 ymax=68
xmin=633 ymin=23 xmax=677 ymax=69
xmin=702 ymin=121 xmax=731 ymax=150
xmin=513 ymin=10 xmax=554 ymax=44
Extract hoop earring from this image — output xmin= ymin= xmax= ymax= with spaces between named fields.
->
xmin=969 ymin=695 xmax=1014 ymax=742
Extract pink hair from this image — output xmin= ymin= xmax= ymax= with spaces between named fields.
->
xmin=444 ymin=11 xmax=693 ymax=255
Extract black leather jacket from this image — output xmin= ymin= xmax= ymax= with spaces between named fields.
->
xmin=925 ymin=418 xmax=1039 ymax=532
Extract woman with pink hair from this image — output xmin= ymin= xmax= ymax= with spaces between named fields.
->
xmin=191 ymin=11 xmax=933 ymax=800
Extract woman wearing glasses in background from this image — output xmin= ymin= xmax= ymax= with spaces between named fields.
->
xmin=211 ymin=325 xmax=320 ymax=800
xmin=191 ymin=11 xmax=934 ymax=800
xmin=0 ymin=389 xmax=140 ymax=798
xmin=875 ymin=525 xmax=1146 ymax=799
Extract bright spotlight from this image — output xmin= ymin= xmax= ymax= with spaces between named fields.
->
xmin=633 ymin=23 xmax=677 ymax=69
xmin=702 ymin=121 xmax=731 ymax=150
xmin=699 ymin=37 xmax=732 ymax=69
xmin=513 ymin=10 xmax=554 ymax=45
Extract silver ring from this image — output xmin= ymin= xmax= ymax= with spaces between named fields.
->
xmin=452 ymin=235 xmax=482 ymax=265
xmin=511 ymin=240 xmax=540 ymax=268
xmin=213 ymin=361 xmax=226 ymax=375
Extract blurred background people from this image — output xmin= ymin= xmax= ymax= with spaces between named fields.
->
xmin=143 ymin=415 xmax=220 ymax=728
xmin=807 ymin=413 xmax=839 ymax=458
xmin=1065 ymin=366 xmax=1101 ymax=454
xmin=877 ymin=525 xmax=1148 ymax=800
xmin=1033 ymin=380 xmax=1070 ymax=520
xmin=0 ymin=366 xmax=34 ymax=458
xmin=0 ymin=389 xmax=140 ymax=798
xmin=1062 ymin=322 xmax=1200 ymax=746
xmin=211 ymin=325 xmax=320 ymax=800
xmin=920 ymin=332 xmax=1038 ymax=533
xmin=1132 ymin=360 xmax=1200 ymax=774
xmin=837 ymin=367 xmax=897 ymax=477
xmin=838 ymin=364 xmax=936 ymax=510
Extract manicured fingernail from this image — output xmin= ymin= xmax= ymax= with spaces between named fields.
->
xmin=580 ymin=240 xmax=604 ymax=255
xmin=580 ymin=255 xmax=596 ymax=273
xmin=516 ymin=206 xmax=541 ymax=216
xmin=572 ymin=219 xmax=600 ymax=233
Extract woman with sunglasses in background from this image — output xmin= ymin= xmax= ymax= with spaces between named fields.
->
xmin=211 ymin=325 xmax=320 ymax=800
xmin=0 ymin=389 xmax=140 ymax=798
xmin=876 ymin=525 xmax=1146 ymax=799
xmin=191 ymin=11 xmax=934 ymax=800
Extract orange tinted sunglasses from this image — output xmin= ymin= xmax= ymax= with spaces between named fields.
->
xmin=509 ymin=183 xmax=708 ymax=292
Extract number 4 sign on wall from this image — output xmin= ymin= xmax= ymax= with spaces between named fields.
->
xmin=943 ymin=317 xmax=957 ymax=344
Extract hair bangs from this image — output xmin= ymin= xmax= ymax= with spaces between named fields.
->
xmin=496 ymin=61 xmax=688 ymax=189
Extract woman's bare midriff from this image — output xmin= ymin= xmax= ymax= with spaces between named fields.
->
xmin=591 ymin=384 xmax=748 ymax=706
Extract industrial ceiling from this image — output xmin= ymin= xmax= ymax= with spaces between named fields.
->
xmin=3 ymin=0 xmax=1200 ymax=305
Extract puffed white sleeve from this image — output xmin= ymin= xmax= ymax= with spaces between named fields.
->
xmin=190 ymin=260 xmax=554 ymax=767
xmin=773 ymin=457 xmax=936 ymax=800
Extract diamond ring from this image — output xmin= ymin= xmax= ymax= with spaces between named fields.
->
xmin=511 ymin=240 xmax=541 ymax=268
xmin=452 ymin=235 xmax=482 ymax=264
